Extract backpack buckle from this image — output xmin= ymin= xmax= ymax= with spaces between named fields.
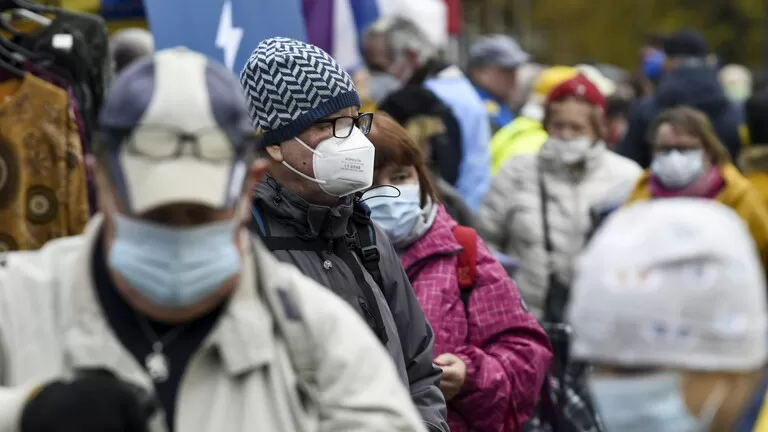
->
xmin=360 ymin=245 xmax=380 ymax=264
xmin=344 ymin=232 xmax=359 ymax=249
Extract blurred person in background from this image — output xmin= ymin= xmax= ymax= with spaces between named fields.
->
xmin=363 ymin=114 xmax=552 ymax=431
xmin=488 ymin=66 xmax=578 ymax=174
xmin=478 ymin=76 xmax=642 ymax=319
xmin=740 ymin=87 xmax=768 ymax=205
xmin=618 ymin=29 xmax=744 ymax=168
xmin=626 ymin=107 xmax=768 ymax=267
xmin=719 ymin=64 xmax=753 ymax=105
xmin=640 ymin=33 xmax=666 ymax=89
xmin=576 ymin=64 xmax=617 ymax=98
xmin=109 ymin=28 xmax=154 ymax=75
xmin=363 ymin=17 xmax=492 ymax=212
xmin=509 ymin=63 xmax=545 ymax=112
xmin=468 ymin=35 xmax=530 ymax=133
xmin=377 ymin=85 xmax=474 ymax=227
xmin=568 ymin=199 xmax=768 ymax=432
xmin=605 ymin=96 xmax=633 ymax=148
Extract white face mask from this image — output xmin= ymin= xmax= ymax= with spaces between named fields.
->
xmin=283 ymin=126 xmax=375 ymax=197
xmin=547 ymin=136 xmax=594 ymax=164
xmin=650 ymin=150 xmax=705 ymax=189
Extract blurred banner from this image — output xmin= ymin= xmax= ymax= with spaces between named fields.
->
xmin=143 ymin=0 xmax=306 ymax=73
xmin=59 ymin=0 xmax=457 ymax=73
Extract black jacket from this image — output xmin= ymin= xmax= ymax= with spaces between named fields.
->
xmin=617 ymin=65 xmax=744 ymax=168
xmin=250 ymin=178 xmax=449 ymax=432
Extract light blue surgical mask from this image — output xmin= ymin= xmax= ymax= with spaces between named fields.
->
xmin=589 ymin=373 xmax=726 ymax=432
xmin=108 ymin=214 xmax=241 ymax=308
xmin=364 ymin=184 xmax=423 ymax=246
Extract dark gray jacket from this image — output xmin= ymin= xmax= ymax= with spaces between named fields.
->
xmin=251 ymin=178 xmax=449 ymax=432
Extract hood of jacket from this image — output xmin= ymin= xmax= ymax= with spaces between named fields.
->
xmin=254 ymin=176 xmax=354 ymax=240
xmin=655 ymin=66 xmax=730 ymax=118
xmin=401 ymin=205 xmax=462 ymax=271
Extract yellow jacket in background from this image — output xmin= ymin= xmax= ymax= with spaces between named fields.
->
xmin=739 ymin=146 xmax=768 ymax=208
xmin=627 ymin=163 xmax=768 ymax=267
xmin=490 ymin=116 xmax=548 ymax=175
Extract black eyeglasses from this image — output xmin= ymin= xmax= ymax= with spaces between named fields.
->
xmin=313 ymin=112 xmax=373 ymax=138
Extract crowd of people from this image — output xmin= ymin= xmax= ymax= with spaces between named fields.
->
xmin=0 ymin=8 xmax=766 ymax=432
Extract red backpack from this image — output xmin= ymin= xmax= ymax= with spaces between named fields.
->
xmin=452 ymin=225 xmax=478 ymax=312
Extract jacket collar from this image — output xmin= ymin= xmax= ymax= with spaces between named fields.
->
xmin=538 ymin=139 xmax=608 ymax=181
xmin=401 ymin=205 xmax=461 ymax=270
xmin=64 ymin=215 xmax=277 ymax=389
xmin=629 ymin=163 xmax=752 ymax=206
xmin=255 ymin=176 xmax=354 ymax=239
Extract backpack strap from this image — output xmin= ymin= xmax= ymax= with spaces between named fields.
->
xmin=451 ymin=225 xmax=478 ymax=312
xmin=345 ymin=206 xmax=389 ymax=345
xmin=252 ymin=200 xmax=389 ymax=345
xmin=251 ymin=202 xmax=333 ymax=252
xmin=350 ymin=203 xmax=385 ymax=291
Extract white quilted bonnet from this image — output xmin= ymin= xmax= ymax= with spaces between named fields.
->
xmin=567 ymin=198 xmax=768 ymax=371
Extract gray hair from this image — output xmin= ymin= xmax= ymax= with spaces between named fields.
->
xmin=109 ymin=28 xmax=155 ymax=75
xmin=364 ymin=17 xmax=436 ymax=64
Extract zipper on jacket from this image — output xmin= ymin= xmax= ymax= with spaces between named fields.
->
xmin=357 ymin=297 xmax=377 ymax=328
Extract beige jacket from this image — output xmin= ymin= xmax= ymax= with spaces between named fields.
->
xmin=478 ymin=141 xmax=642 ymax=318
xmin=0 ymin=216 xmax=426 ymax=432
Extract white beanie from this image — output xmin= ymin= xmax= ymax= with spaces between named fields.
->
xmin=567 ymin=198 xmax=768 ymax=371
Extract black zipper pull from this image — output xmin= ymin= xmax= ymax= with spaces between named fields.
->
xmin=357 ymin=297 xmax=376 ymax=326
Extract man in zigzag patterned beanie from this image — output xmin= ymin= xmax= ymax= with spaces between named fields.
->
xmin=240 ymin=37 xmax=360 ymax=146
xmin=239 ymin=37 xmax=450 ymax=432
xmin=240 ymin=37 xmax=376 ymax=200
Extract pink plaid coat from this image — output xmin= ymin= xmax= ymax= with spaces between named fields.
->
xmin=401 ymin=205 xmax=552 ymax=431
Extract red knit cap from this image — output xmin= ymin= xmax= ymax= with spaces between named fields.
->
xmin=545 ymin=75 xmax=606 ymax=110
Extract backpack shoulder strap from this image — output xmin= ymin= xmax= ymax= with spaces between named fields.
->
xmin=452 ymin=225 xmax=478 ymax=311
xmin=351 ymin=202 xmax=384 ymax=291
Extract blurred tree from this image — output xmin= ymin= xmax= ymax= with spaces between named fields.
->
xmin=519 ymin=0 xmax=763 ymax=70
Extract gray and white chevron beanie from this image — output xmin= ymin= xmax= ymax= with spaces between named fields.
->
xmin=240 ymin=37 xmax=360 ymax=146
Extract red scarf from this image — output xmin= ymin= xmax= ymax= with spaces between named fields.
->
xmin=649 ymin=165 xmax=724 ymax=199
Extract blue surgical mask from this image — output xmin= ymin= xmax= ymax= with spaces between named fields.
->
xmin=651 ymin=150 xmax=705 ymax=189
xmin=364 ymin=184 xmax=423 ymax=245
xmin=108 ymin=214 xmax=241 ymax=308
xmin=589 ymin=373 xmax=725 ymax=432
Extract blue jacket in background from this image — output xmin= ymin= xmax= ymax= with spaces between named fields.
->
xmin=617 ymin=65 xmax=744 ymax=168
xmin=474 ymin=86 xmax=515 ymax=133
xmin=426 ymin=66 xmax=492 ymax=212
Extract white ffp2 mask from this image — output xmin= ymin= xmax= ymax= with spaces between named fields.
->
xmin=283 ymin=126 xmax=375 ymax=197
